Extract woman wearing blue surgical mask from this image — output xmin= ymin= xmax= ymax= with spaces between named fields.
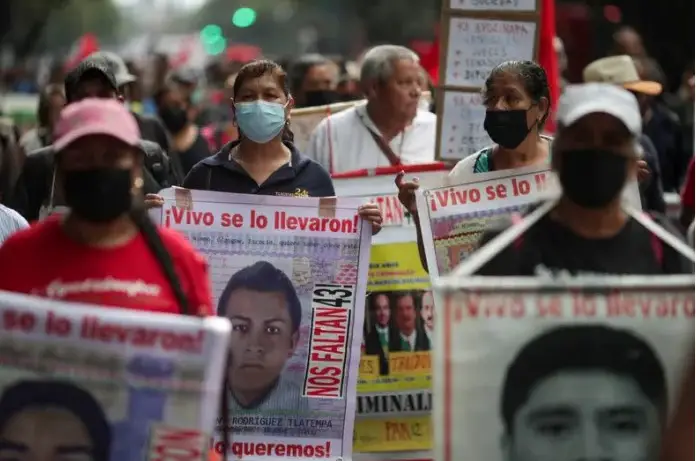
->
xmin=155 ymin=60 xmax=381 ymax=232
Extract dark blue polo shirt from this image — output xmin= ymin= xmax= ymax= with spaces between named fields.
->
xmin=182 ymin=140 xmax=335 ymax=197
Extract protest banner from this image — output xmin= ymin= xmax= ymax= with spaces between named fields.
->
xmin=435 ymin=0 xmax=540 ymax=161
xmin=431 ymin=274 xmax=695 ymax=461
xmin=334 ymin=165 xmax=446 ymax=454
xmin=415 ymin=166 xmax=553 ymax=276
xmin=154 ymin=188 xmax=372 ymax=460
xmin=291 ymin=101 xmax=358 ymax=153
xmin=0 ymin=289 xmax=230 ymax=461
xmin=415 ymin=166 xmax=643 ymax=276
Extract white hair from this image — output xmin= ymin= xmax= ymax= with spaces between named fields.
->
xmin=359 ymin=45 xmax=419 ymax=86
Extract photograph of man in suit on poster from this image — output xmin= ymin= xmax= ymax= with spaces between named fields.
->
xmin=364 ymin=293 xmax=391 ymax=375
xmin=388 ymin=292 xmax=430 ymax=353
xmin=499 ymin=324 xmax=666 ymax=461
xmin=420 ymin=291 xmax=434 ymax=346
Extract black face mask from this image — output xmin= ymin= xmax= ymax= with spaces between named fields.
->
xmin=484 ymin=109 xmax=533 ymax=149
xmin=559 ymin=148 xmax=628 ymax=209
xmin=159 ymin=107 xmax=188 ymax=133
xmin=63 ymin=168 xmax=133 ymax=222
xmin=303 ymin=90 xmax=340 ymax=107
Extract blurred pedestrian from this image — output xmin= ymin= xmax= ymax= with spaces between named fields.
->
xmin=289 ymin=54 xmax=341 ymax=107
xmin=0 ymin=98 xmax=212 ymax=316
xmin=89 ymin=51 xmax=171 ymax=153
xmin=200 ymin=73 xmax=239 ymax=153
xmin=633 ymin=57 xmax=689 ymax=192
xmin=19 ymin=84 xmax=65 ymax=154
xmin=9 ymin=55 xmax=179 ymax=222
xmin=474 ymin=84 xmax=692 ymax=275
xmin=611 ymin=25 xmax=648 ymax=57
xmin=582 ymin=55 xmax=666 ymax=213
xmin=154 ymin=83 xmax=211 ymax=178
xmin=307 ymin=45 xmax=436 ymax=173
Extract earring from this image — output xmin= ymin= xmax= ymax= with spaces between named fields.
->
xmin=132 ymin=177 xmax=144 ymax=193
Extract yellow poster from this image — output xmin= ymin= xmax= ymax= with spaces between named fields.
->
xmin=354 ymin=241 xmax=433 ymax=452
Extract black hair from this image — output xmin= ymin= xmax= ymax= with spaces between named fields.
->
xmin=64 ymin=57 xmax=118 ymax=104
xmin=501 ymin=324 xmax=667 ymax=434
xmin=37 ymin=84 xmax=65 ymax=128
xmin=289 ymin=54 xmax=333 ymax=96
xmin=216 ymin=261 xmax=302 ymax=333
xmin=368 ymin=292 xmax=391 ymax=312
xmin=0 ymin=380 xmax=111 ymax=461
xmin=232 ymin=59 xmax=295 ymax=143
xmin=483 ymin=60 xmax=551 ymax=130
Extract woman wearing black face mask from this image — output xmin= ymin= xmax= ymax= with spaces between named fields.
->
xmin=155 ymin=84 xmax=211 ymax=178
xmin=397 ymin=60 xmax=552 ymax=271
xmin=0 ymin=98 xmax=215 ymax=316
xmin=473 ymin=84 xmax=693 ymax=276
xmin=450 ymin=60 xmax=552 ymax=180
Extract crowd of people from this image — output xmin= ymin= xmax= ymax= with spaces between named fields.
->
xmin=0 ymin=23 xmax=692 ymax=461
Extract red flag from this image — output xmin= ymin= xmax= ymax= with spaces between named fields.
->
xmin=538 ymin=0 xmax=560 ymax=133
xmin=64 ymin=33 xmax=100 ymax=71
xmin=411 ymin=25 xmax=439 ymax=83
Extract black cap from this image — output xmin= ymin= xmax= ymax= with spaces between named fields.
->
xmin=64 ymin=55 xmax=119 ymax=102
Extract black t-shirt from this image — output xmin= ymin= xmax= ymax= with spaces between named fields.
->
xmin=476 ymin=211 xmax=693 ymax=276
xmin=172 ymin=132 xmax=211 ymax=178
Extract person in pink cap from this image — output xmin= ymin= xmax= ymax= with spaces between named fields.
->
xmin=0 ymin=98 xmax=213 ymax=317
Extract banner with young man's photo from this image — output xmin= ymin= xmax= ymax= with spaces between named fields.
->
xmin=334 ymin=166 xmax=446 ymax=453
xmin=154 ymin=188 xmax=372 ymax=461
xmin=0 ymin=290 xmax=230 ymax=461
xmin=431 ymin=274 xmax=694 ymax=461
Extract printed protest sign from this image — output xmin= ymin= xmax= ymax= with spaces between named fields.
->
xmin=432 ymin=275 xmax=695 ymax=461
xmin=155 ymin=188 xmax=372 ymax=461
xmin=415 ymin=167 xmax=643 ymax=276
xmin=335 ymin=169 xmax=446 ymax=453
xmin=416 ymin=166 xmax=553 ymax=276
xmin=0 ymin=289 xmax=230 ymax=461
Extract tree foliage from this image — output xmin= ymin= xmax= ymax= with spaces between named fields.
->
xmin=3 ymin=0 xmax=121 ymax=58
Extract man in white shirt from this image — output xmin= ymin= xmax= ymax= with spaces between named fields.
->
xmin=306 ymin=45 xmax=436 ymax=173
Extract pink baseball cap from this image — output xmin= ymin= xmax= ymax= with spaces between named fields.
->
xmin=53 ymin=98 xmax=141 ymax=151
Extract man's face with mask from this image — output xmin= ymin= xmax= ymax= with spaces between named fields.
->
xmin=553 ymin=112 xmax=638 ymax=209
xmin=301 ymin=63 xmax=339 ymax=107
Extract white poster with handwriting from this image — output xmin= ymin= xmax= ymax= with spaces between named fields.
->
xmin=440 ymin=91 xmax=492 ymax=160
xmin=445 ymin=17 xmax=537 ymax=88
xmin=450 ymin=0 xmax=537 ymax=12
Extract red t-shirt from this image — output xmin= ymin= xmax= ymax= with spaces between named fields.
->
xmin=0 ymin=217 xmax=213 ymax=316
xmin=681 ymin=157 xmax=695 ymax=209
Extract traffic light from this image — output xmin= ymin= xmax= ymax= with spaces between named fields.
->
xmin=200 ymin=24 xmax=222 ymax=44
xmin=200 ymin=24 xmax=226 ymax=56
xmin=232 ymin=7 xmax=256 ymax=28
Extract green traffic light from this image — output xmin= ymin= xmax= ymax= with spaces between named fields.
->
xmin=200 ymin=24 xmax=222 ymax=44
xmin=205 ymin=37 xmax=227 ymax=56
xmin=232 ymin=7 xmax=256 ymax=28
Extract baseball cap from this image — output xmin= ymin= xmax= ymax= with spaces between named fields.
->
xmin=88 ymin=51 xmax=137 ymax=87
xmin=53 ymin=98 xmax=141 ymax=151
xmin=583 ymin=55 xmax=662 ymax=96
xmin=557 ymin=83 xmax=642 ymax=138
xmin=64 ymin=55 xmax=119 ymax=102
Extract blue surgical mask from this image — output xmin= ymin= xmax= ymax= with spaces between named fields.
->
xmin=234 ymin=100 xmax=287 ymax=143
